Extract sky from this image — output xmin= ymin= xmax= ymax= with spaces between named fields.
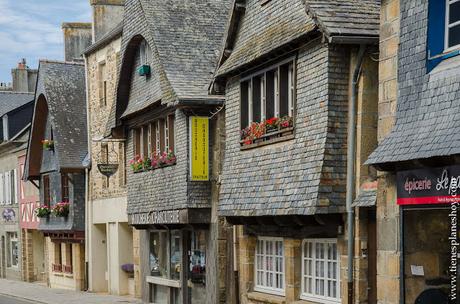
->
xmin=0 ymin=0 xmax=91 ymax=83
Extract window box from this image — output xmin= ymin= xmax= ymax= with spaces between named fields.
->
xmin=42 ymin=139 xmax=54 ymax=151
xmin=52 ymin=202 xmax=70 ymax=217
xmin=129 ymin=151 xmax=176 ymax=173
xmin=301 ymin=239 xmax=340 ymax=304
xmin=52 ymin=263 xmax=62 ymax=273
xmin=35 ymin=205 xmax=51 ymax=218
xmin=63 ymin=265 xmax=73 ymax=274
xmin=138 ymin=64 xmax=151 ymax=76
xmin=240 ymin=126 xmax=294 ymax=150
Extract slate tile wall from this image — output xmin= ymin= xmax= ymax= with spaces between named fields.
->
xmin=219 ymin=41 xmax=348 ymax=217
xmin=38 ymin=172 xmax=85 ymax=232
xmin=126 ymin=109 xmax=212 ymax=215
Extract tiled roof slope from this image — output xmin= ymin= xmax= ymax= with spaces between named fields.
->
xmin=0 ymin=92 xmax=34 ymax=117
xmin=303 ymin=0 xmax=380 ymax=38
xmin=140 ymin=0 xmax=232 ymax=99
xmin=217 ymin=0 xmax=316 ymax=76
xmin=217 ymin=0 xmax=379 ymax=76
xmin=34 ymin=60 xmax=88 ymax=169
xmin=366 ymin=0 xmax=460 ymax=166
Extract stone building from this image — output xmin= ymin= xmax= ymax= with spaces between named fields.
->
xmin=212 ymin=0 xmax=380 ymax=303
xmin=0 ymin=91 xmax=35 ymax=281
xmin=367 ymin=0 xmax=460 ymax=303
xmin=24 ymin=60 xmax=88 ymax=291
xmin=105 ymin=0 xmax=233 ymax=302
xmin=0 ymin=60 xmax=38 ymax=282
xmin=84 ymin=0 xmax=138 ymax=297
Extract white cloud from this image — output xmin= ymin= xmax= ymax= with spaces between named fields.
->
xmin=0 ymin=0 xmax=91 ymax=82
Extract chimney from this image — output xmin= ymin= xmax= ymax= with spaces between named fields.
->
xmin=62 ymin=23 xmax=93 ymax=62
xmin=11 ymin=59 xmax=38 ymax=93
xmin=90 ymin=0 xmax=124 ymax=42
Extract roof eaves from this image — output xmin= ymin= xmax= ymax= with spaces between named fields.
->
xmin=83 ymin=23 xmax=123 ymax=55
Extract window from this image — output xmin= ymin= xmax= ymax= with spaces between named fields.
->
xmin=254 ymin=237 xmax=284 ymax=296
xmin=61 ymin=174 xmax=69 ymax=202
xmin=98 ymin=62 xmax=107 ymax=107
xmin=132 ymin=115 xmax=175 ymax=160
xmin=240 ymin=60 xmax=295 ymax=148
xmin=301 ymin=239 xmax=340 ymax=303
xmin=53 ymin=242 xmax=62 ymax=273
xmin=10 ymin=169 xmax=17 ymax=205
xmin=139 ymin=40 xmax=151 ymax=66
xmin=446 ymin=0 xmax=460 ymax=50
xmin=241 ymin=60 xmax=295 ymax=128
xmin=8 ymin=232 xmax=18 ymax=268
xmin=43 ymin=175 xmax=50 ymax=207
xmin=64 ymin=243 xmax=73 ymax=274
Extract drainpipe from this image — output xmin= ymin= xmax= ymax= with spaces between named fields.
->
xmin=83 ymin=54 xmax=91 ymax=292
xmin=346 ymin=44 xmax=366 ymax=304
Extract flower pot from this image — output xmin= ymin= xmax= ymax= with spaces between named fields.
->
xmin=138 ymin=65 xmax=151 ymax=76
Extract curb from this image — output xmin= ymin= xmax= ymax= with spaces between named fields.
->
xmin=0 ymin=292 xmax=49 ymax=304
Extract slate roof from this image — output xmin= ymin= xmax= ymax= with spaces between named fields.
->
xmin=352 ymin=189 xmax=376 ymax=207
xmin=118 ymin=0 xmax=232 ymax=119
xmin=216 ymin=0 xmax=379 ymax=77
xmin=304 ymin=0 xmax=380 ymax=38
xmin=29 ymin=60 xmax=88 ymax=170
xmin=0 ymin=92 xmax=34 ymax=117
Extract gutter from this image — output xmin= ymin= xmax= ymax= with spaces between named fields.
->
xmin=329 ymin=35 xmax=379 ymax=45
xmin=346 ymin=44 xmax=366 ymax=304
xmin=175 ymin=96 xmax=225 ymax=108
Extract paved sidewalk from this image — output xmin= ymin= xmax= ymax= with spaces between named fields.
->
xmin=0 ymin=279 xmax=143 ymax=304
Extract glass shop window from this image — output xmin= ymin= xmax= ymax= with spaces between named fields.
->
xmin=189 ymin=230 xmax=207 ymax=303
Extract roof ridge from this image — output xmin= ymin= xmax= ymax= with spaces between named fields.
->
xmin=39 ymin=59 xmax=85 ymax=66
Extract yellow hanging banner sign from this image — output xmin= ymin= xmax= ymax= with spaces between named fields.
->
xmin=189 ymin=116 xmax=209 ymax=181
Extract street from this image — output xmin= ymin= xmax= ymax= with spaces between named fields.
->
xmin=0 ymin=295 xmax=34 ymax=304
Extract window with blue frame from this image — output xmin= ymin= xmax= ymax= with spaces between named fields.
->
xmin=427 ymin=0 xmax=460 ymax=71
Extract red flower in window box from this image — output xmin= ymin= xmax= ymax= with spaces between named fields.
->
xmin=279 ymin=116 xmax=293 ymax=129
xmin=129 ymin=155 xmax=144 ymax=172
xmin=52 ymin=202 xmax=70 ymax=217
xmin=265 ymin=117 xmax=279 ymax=133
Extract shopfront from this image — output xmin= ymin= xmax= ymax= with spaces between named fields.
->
xmin=397 ymin=166 xmax=459 ymax=304
xmin=130 ymin=209 xmax=210 ymax=304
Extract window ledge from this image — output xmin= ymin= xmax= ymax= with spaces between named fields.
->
xmin=240 ymin=128 xmax=294 ymax=150
xmin=132 ymin=161 xmax=176 ymax=174
xmin=247 ymin=291 xmax=286 ymax=304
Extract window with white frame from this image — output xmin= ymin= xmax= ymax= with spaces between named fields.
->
xmin=446 ymin=0 xmax=460 ymax=50
xmin=301 ymin=239 xmax=340 ymax=303
xmin=0 ymin=170 xmax=17 ymax=205
xmin=139 ymin=40 xmax=151 ymax=66
xmin=240 ymin=59 xmax=295 ymax=128
xmin=254 ymin=237 xmax=284 ymax=296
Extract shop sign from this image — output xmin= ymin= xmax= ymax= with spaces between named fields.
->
xmin=2 ymin=208 xmax=15 ymax=222
xmin=397 ymin=165 xmax=460 ymax=205
xmin=97 ymin=164 xmax=119 ymax=177
xmin=189 ymin=116 xmax=209 ymax=181
xmin=129 ymin=210 xmax=180 ymax=225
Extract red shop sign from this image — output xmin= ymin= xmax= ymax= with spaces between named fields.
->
xmin=397 ymin=165 xmax=460 ymax=205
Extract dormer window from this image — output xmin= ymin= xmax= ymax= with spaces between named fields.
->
xmin=138 ymin=40 xmax=151 ymax=76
